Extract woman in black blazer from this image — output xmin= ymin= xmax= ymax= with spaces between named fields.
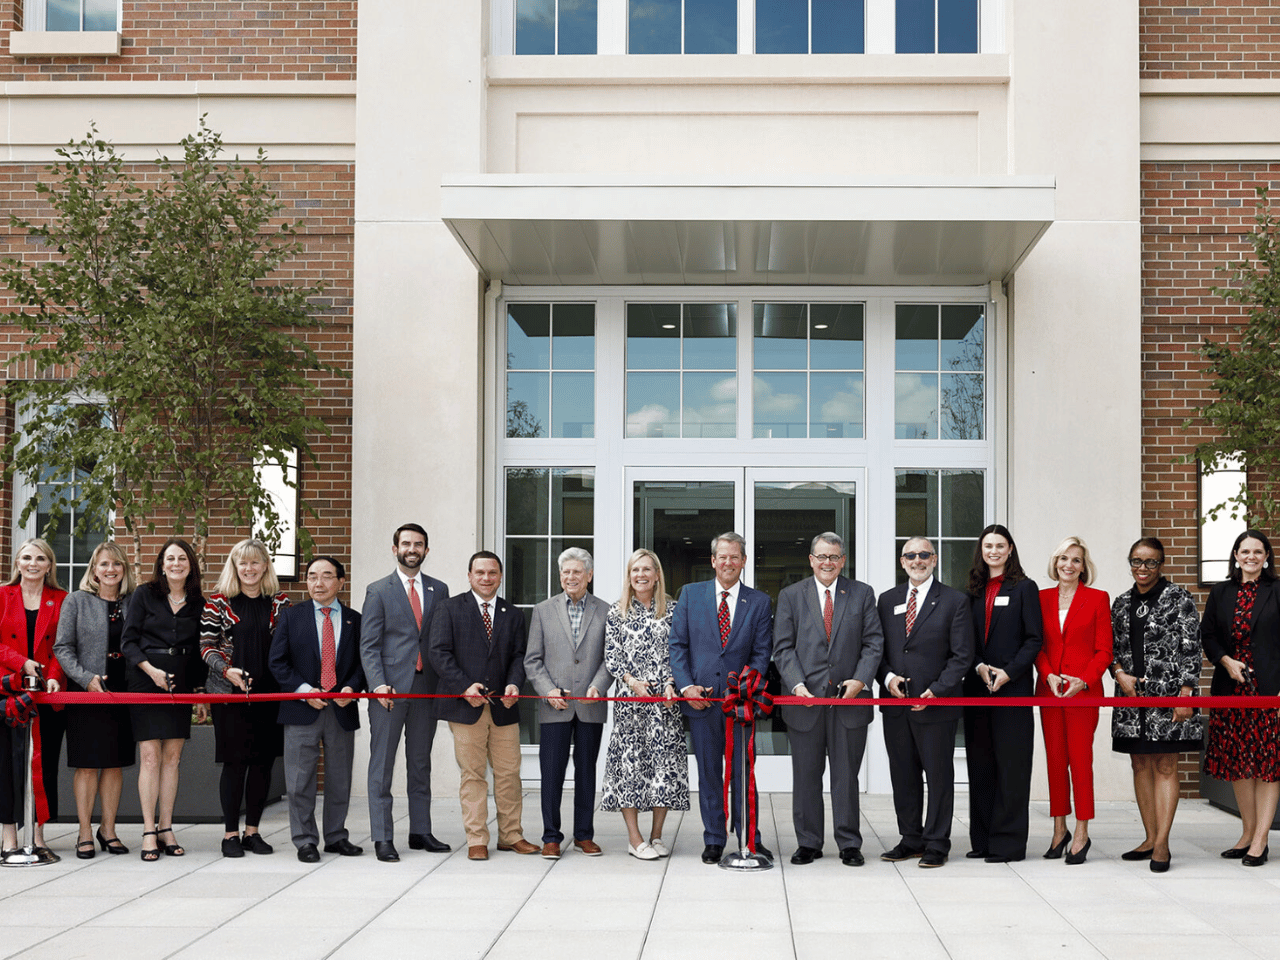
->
xmin=962 ymin=524 xmax=1044 ymax=863
xmin=1202 ymin=529 xmax=1280 ymax=867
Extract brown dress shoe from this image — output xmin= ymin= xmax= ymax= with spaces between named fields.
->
xmin=541 ymin=842 xmax=562 ymax=859
xmin=467 ymin=845 xmax=489 ymax=861
xmin=573 ymin=839 xmax=603 ymax=856
xmin=497 ymin=839 xmax=540 ymax=855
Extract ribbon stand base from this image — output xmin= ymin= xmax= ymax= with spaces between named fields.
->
xmin=718 ymin=724 xmax=772 ymax=872
xmin=1 ymin=723 xmax=59 ymax=867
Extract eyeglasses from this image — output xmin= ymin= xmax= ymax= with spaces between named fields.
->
xmin=1127 ymin=558 xmax=1162 ymax=570
xmin=901 ymin=551 xmax=934 ymax=561
xmin=811 ymin=554 xmax=844 ymax=563
xmin=306 ymin=573 xmax=339 ymax=582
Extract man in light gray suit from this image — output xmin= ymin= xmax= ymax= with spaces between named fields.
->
xmin=773 ymin=532 xmax=883 ymax=867
xmin=524 ymin=547 xmax=612 ymax=859
xmin=360 ymin=523 xmax=451 ymax=862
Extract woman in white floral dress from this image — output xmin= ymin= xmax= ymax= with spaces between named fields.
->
xmin=600 ymin=549 xmax=690 ymax=860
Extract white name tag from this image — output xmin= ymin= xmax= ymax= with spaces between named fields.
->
xmin=994 ymin=596 xmax=1010 ymax=607
xmin=893 ymin=603 xmax=908 ymax=615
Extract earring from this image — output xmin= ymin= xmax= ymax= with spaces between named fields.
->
xmin=1267 ymin=561 xmax=1272 ymax=569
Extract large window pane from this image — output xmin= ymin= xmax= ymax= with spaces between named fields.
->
xmin=559 ymin=0 xmax=599 ymax=53
xmin=507 ymin=372 xmax=549 ymax=438
xmin=938 ymin=0 xmax=978 ymax=52
xmin=629 ymin=0 xmax=681 ymax=52
xmin=627 ymin=302 xmax=737 ymax=438
xmin=505 ymin=539 xmax=551 ymax=606
xmin=941 ymin=304 xmax=983 ymax=371
xmin=941 ymin=373 xmax=983 ymax=439
xmin=756 ymin=0 xmax=808 ymax=53
xmin=506 ymin=468 xmax=550 ymax=536
xmin=895 ymin=0 xmax=934 ymax=52
xmin=754 ymin=372 xmax=807 ymax=438
xmin=686 ymin=0 xmax=737 ymax=52
xmin=682 ymin=303 xmax=736 ymax=368
xmin=627 ymin=372 xmax=681 ymax=437
xmin=754 ymin=303 xmax=807 ymax=368
xmin=683 ymin=372 xmax=736 ymax=437
xmin=812 ymin=0 xmax=864 ymax=53
xmin=810 ymin=304 xmax=864 ymax=368
xmin=895 ymin=372 xmax=938 ymax=439
xmin=552 ymin=303 xmax=595 ymax=368
xmin=552 ymin=372 xmax=594 ymax=438
xmin=84 ymin=0 xmax=117 ymax=31
xmin=552 ymin=469 xmax=596 ymax=536
xmin=754 ymin=302 xmax=864 ymax=438
xmin=895 ymin=304 xmax=938 ymax=369
xmin=897 ymin=302 xmax=983 ymax=441
xmin=508 ymin=304 xmax=550 ymax=369
xmin=810 ymin=372 xmax=863 ymax=438
xmin=516 ymin=0 xmax=556 ymax=53
xmin=627 ymin=303 xmax=681 ymax=368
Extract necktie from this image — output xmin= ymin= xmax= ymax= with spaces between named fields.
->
xmin=482 ymin=601 xmax=493 ymax=640
xmin=823 ymin=588 xmax=833 ymax=642
xmin=905 ymin=586 xmax=918 ymax=638
xmin=718 ymin=591 xmax=731 ymax=648
xmin=408 ymin=579 xmax=423 ymax=670
xmin=320 ymin=606 xmax=336 ymax=691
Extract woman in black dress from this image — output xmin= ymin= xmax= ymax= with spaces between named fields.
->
xmin=1109 ymin=537 xmax=1202 ymax=873
xmin=1202 ymin=529 xmax=1280 ymax=867
xmin=53 ymin=541 xmax=137 ymax=858
xmin=200 ymin=539 xmax=290 ymax=858
xmin=122 ymin=538 xmax=207 ymax=861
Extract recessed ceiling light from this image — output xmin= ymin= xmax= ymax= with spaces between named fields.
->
xmin=813 ymin=324 xmax=829 ymax=330
xmin=662 ymin=323 xmax=676 ymax=329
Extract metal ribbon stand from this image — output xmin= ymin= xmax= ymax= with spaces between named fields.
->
xmin=718 ymin=723 xmax=771 ymax=871
xmin=1 ymin=713 xmax=59 ymax=867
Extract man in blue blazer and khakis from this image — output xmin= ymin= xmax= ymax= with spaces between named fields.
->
xmin=670 ymin=532 xmax=774 ymax=864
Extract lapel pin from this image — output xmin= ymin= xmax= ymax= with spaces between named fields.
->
xmin=46 ymin=600 xmax=54 ymax=606
xmin=428 ymin=586 xmax=435 ymax=592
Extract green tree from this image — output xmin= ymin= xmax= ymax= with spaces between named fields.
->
xmin=2 ymin=122 xmax=343 ymax=573
xmin=1192 ymin=186 xmax=1280 ymax=525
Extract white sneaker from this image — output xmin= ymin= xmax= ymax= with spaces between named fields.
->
xmin=628 ymin=841 xmax=660 ymax=861
xmin=648 ymin=838 xmax=670 ymax=858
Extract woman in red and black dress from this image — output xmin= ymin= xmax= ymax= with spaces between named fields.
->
xmin=1203 ymin=529 xmax=1280 ymax=867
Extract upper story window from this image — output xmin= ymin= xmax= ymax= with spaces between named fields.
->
xmin=753 ymin=302 xmax=864 ymax=438
xmin=756 ymin=0 xmax=865 ymax=53
xmin=516 ymin=0 xmax=598 ymax=53
xmin=629 ymin=0 xmax=738 ymax=53
xmin=626 ymin=302 xmax=737 ymax=437
xmin=507 ymin=303 xmax=596 ymax=439
xmin=31 ymin=0 xmax=118 ymax=30
xmin=895 ymin=0 xmax=977 ymax=53
xmin=894 ymin=303 xmax=984 ymax=440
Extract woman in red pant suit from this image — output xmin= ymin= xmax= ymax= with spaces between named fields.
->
xmin=1037 ymin=536 xmax=1113 ymax=864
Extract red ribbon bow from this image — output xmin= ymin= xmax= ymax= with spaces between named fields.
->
xmin=721 ymin=666 xmax=774 ymax=854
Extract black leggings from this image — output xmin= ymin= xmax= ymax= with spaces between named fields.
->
xmin=220 ymin=760 xmax=273 ymax=833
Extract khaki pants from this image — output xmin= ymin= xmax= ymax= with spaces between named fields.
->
xmin=450 ymin=705 xmax=524 ymax=848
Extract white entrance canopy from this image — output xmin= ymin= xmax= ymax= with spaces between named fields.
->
xmin=440 ymin=176 xmax=1055 ymax=286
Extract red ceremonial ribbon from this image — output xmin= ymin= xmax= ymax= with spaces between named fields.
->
xmin=720 ymin=666 xmax=773 ymax=854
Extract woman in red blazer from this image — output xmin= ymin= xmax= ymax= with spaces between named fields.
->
xmin=1037 ymin=536 xmax=1113 ymax=864
xmin=0 ymin=538 xmax=68 ymax=853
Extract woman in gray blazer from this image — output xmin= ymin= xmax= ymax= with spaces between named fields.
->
xmin=53 ymin=541 xmax=136 ymax=858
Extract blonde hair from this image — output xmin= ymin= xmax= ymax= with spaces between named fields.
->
xmin=79 ymin=541 xmax=135 ymax=596
xmin=214 ymin=539 xmax=281 ymax=598
xmin=617 ymin=548 xmax=670 ymax=620
xmin=6 ymin=538 xmax=61 ymax=590
xmin=1047 ymin=536 xmax=1097 ymax=586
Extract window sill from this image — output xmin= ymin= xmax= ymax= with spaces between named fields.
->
xmin=9 ymin=31 xmax=122 ymax=58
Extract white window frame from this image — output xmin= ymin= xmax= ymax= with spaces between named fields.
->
xmin=254 ymin=449 xmax=301 ymax=581
xmin=23 ymin=0 xmax=121 ymax=31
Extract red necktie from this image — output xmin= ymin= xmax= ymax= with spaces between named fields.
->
xmin=718 ymin=591 xmax=731 ymax=648
xmin=320 ymin=606 xmax=337 ymax=691
xmin=823 ymin=589 xmax=833 ymax=642
xmin=408 ymin=579 xmax=424 ymax=670
xmin=905 ymin=587 xmax=918 ymax=638
xmin=482 ymin=601 xmax=493 ymax=640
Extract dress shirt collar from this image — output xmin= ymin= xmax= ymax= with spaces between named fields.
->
xmin=312 ymin=598 xmax=343 ymax=648
xmin=815 ymin=577 xmax=840 ymax=608
xmin=472 ymin=591 xmax=498 ymax=614
xmin=396 ymin=569 xmax=422 ymax=593
xmin=906 ymin=576 xmax=934 ymax=600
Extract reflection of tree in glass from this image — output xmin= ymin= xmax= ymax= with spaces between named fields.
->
xmin=507 ymin=398 xmax=544 ymax=439
xmin=941 ymin=333 xmax=984 ymax=440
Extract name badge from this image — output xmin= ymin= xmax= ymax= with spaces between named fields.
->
xmin=994 ymin=596 xmax=1010 ymax=607
xmin=893 ymin=603 xmax=907 ymax=615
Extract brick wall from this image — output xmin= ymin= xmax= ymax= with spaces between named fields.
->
xmin=1141 ymin=1 xmax=1280 ymax=80
xmin=0 ymin=161 xmax=356 ymax=605
xmin=1 ymin=1 xmax=356 ymax=82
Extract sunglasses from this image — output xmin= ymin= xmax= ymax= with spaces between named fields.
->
xmin=901 ymin=551 xmax=934 ymax=561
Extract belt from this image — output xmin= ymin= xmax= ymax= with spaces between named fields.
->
xmin=147 ymin=646 xmax=194 ymax=657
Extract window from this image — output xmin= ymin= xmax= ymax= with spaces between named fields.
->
xmin=895 ymin=303 xmax=984 ymax=440
xmin=515 ymin=0 xmax=598 ymax=53
xmin=755 ymin=0 xmax=865 ymax=53
xmin=30 ymin=0 xmax=118 ymax=30
xmin=753 ymin=302 xmax=864 ymax=438
xmin=507 ymin=303 xmax=596 ymax=439
xmin=1198 ymin=456 xmax=1246 ymax=585
xmin=254 ymin=450 xmax=301 ymax=580
xmin=895 ymin=0 xmax=978 ymax=53
xmin=626 ymin=302 xmax=737 ymax=437
xmin=895 ymin=469 xmax=984 ymax=589
xmin=628 ymin=0 xmax=737 ymax=53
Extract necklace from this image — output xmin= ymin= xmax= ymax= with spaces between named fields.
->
xmin=1135 ymin=600 xmax=1150 ymax=620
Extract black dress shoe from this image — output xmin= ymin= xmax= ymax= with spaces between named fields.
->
xmin=840 ymin=848 xmax=865 ymax=867
xmin=755 ymin=842 xmax=774 ymax=861
xmin=984 ymin=854 xmax=1023 ymax=863
xmin=1043 ymin=836 xmax=1070 ymax=859
xmin=790 ymin=846 xmax=823 ymax=865
xmin=881 ymin=843 xmax=923 ymax=862
xmin=1121 ymin=847 xmax=1153 ymax=861
xmin=241 ymin=833 xmax=274 ymax=855
xmin=701 ymin=844 xmax=724 ymax=864
xmin=965 ymin=850 xmax=989 ymax=859
xmin=919 ymin=851 xmax=947 ymax=867
xmin=1221 ymin=846 xmax=1250 ymax=859
xmin=323 ymin=838 xmax=364 ymax=857
xmin=1243 ymin=845 xmax=1269 ymax=867
xmin=1064 ymin=838 xmax=1091 ymax=865
xmin=297 ymin=843 xmax=320 ymax=863
xmin=408 ymin=833 xmax=453 ymax=853
xmin=221 ymin=836 xmax=245 ymax=858
xmin=375 ymin=841 xmax=400 ymax=862
xmin=1150 ymin=856 xmax=1171 ymax=873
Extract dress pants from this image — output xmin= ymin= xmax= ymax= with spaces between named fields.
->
xmin=1040 ymin=704 xmax=1099 ymax=820
xmin=367 ymin=671 xmax=437 ymax=842
xmin=789 ymin=709 xmax=868 ymax=852
xmin=883 ymin=712 xmax=958 ymax=856
xmin=963 ymin=704 xmax=1033 ymax=858
xmin=538 ymin=715 xmax=603 ymax=844
xmin=450 ymin=705 xmax=523 ymax=848
xmin=689 ymin=715 xmax=762 ymax=848
xmin=283 ymin=707 xmax=354 ymax=848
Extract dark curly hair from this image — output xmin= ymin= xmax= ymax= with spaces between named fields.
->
xmin=967 ymin=524 xmax=1027 ymax=596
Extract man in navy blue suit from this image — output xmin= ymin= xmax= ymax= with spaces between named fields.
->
xmin=670 ymin=532 xmax=774 ymax=864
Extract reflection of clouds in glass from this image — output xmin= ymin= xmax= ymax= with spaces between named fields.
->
xmin=630 ymin=0 xmax=672 ymax=22
xmin=895 ymin=373 xmax=938 ymax=439
xmin=516 ymin=0 xmax=554 ymax=28
xmin=684 ymin=375 xmax=736 ymax=435
xmin=626 ymin=403 xmax=676 ymax=436
xmin=754 ymin=377 xmax=804 ymax=415
xmin=818 ymin=386 xmax=861 ymax=424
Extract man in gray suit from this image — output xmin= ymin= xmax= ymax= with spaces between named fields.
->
xmin=360 ymin=523 xmax=451 ymax=862
xmin=773 ymin=532 xmax=883 ymax=867
xmin=524 ymin=548 xmax=612 ymax=859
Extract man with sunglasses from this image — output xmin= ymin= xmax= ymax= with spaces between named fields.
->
xmin=876 ymin=537 xmax=974 ymax=868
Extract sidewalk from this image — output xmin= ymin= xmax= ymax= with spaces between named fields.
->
xmin=0 ymin=792 xmax=1276 ymax=960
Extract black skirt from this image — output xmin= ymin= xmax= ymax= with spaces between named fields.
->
xmin=65 ymin=678 xmax=136 ymax=769
xmin=127 ymin=651 xmax=193 ymax=742
xmin=211 ymin=701 xmax=283 ymax=764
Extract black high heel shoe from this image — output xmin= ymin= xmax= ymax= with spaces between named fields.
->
xmin=97 ymin=829 xmax=129 ymax=855
xmin=1243 ymin=844 xmax=1269 ymax=867
xmin=1065 ymin=837 xmax=1092 ymax=865
xmin=1043 ymin=835 xmax=1070 ymax=859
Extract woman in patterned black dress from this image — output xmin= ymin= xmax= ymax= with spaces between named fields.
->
xmin=600 ymin=549 xmax=690 ymax=861
xmin=1203 ymin=529 xmax=1280 ymax=867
